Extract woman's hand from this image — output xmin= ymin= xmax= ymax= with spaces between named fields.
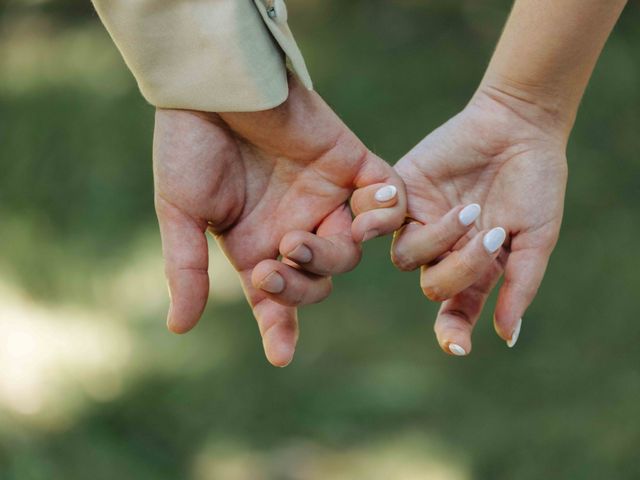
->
xmin=392 ymin=86 xmax=568 ymax=355
xmin=153 ymin=77 xmax=406 ymax=367
xmin=394 ymin=0 xmax=625 ymax=356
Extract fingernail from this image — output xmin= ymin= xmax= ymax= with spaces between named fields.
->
xmin=287 ymin=244 xmax=312 ymax=264
xmin=483 ymin=227 xmax=506 ymax=254
xmin=449 ymin=343 xmax=467 ymax=356
xmin=374 ymin=185 xmax=397 ymax=203
xmin=458 ymin=203 xmax=481 ymax=226
xmin=507 ymin=318 xmax=522 ymax=348
xmin=363 ymin=229 xmax=379 ymax=242
xmin=260 ymin=272 xmax=285 ymax=293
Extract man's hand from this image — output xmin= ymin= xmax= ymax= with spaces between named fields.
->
xmin=153 ymin=77 xmax=406 ymax=367
xmin=392 ymin=87 xmax=568 ymax=355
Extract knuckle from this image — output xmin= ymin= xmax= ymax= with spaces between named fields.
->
xmin=442 ymin=308 xmax=473 ymax=326
xmin=338 ymin=250 xmax=361 ymax=274
xmin=290 ymin=291 xmax=306 ymax=307
xmin=458 ymin=254 xmax=480 ymax=277
xmin=294 ymin=278 xmax=333 ymax=306
xmin=432 ymin=225 xmax=452 ymax=252
xmin=277 ymin=283 xmax=306 ymax=307
xmin=311 ymin=262 xmax=331 ymax=277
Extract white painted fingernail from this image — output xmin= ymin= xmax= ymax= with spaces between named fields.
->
xmin=449 ymin=343 xmax=467 ymax=356
xmin=458 ymin=203 xmax=481 ymax=226
xmin=483 ymin=227 xmax=506 ymax=254
xmin=374 ymin=185 xmax=397 ymax=203
xmin=507 ymin=318 xmax=522 ymax=348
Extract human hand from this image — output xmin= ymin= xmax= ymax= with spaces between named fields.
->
xmin=392 ymin=86 xmax=568 ymax=355
xmin=153 ymin=77 xmax=406 ymax=366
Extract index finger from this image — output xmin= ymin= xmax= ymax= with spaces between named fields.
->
xmin=350 ymin=153 xmax=407 ymax=242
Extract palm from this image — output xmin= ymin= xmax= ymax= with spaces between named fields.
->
xmin=395 ymin=92 xmax=567 ymax=349
xmin=213 ymin=124 xmax=360 ymax=272
xmin=398 ymin=113 xmax=566 ymax=248
xmin=153 ymin=80 xmax=404 ymax=366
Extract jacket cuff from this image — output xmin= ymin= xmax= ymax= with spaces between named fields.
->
xmin=92 ymin=0 xmax=312 ymax=112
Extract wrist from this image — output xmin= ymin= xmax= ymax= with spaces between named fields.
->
xmin=474 ymin=73 xmax=578 ymax=142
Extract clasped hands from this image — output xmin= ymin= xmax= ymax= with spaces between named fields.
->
xmin=154 ymin=77 xmax=567 ymax=366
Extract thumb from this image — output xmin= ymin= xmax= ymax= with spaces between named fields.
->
xmin=155 ymin=196 xmax=210 ymax=334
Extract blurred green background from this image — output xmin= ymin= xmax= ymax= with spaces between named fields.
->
xmin=1 ymin=0 xmax=640 ymax=478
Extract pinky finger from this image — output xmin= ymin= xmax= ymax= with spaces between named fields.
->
xmin=350 ymin=181 xmax=407 ymax=243
xmin=494 ymin=247 xmax=551 ymax=348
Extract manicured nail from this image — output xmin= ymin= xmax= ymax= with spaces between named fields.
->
xmin=374 ymin=185 xmax=397 ymax=203
xmin=287 ymin=244 xmax=312 ymax=264
xmin=483 ymin=227 xmax=506 ymax=254
xmin=260 ymin=272 xmax=285 ymax=293
xmin=363 ymin=229 xmax=379 ymax=242
xmin=458 ymin=203 xmax=481 ymax=226
xmin=507 ymin=318 xmax=522 ymax=348
xmin=449 ymin=343 xmax=467 ymax=356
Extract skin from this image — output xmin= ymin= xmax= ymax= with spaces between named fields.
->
xmin=120 ymin=0 xmax=627 ymax=363
xmin=153 ymin=77 xmax=406 ymax=367
xmin=393 ymin=0 xmax=626 ymax=355
xmin=393 ymin=87 xmax=567 ymax=355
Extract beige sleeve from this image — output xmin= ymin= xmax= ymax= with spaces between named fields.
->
xmin=91 ymin=0 xmax=312 ymax=112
